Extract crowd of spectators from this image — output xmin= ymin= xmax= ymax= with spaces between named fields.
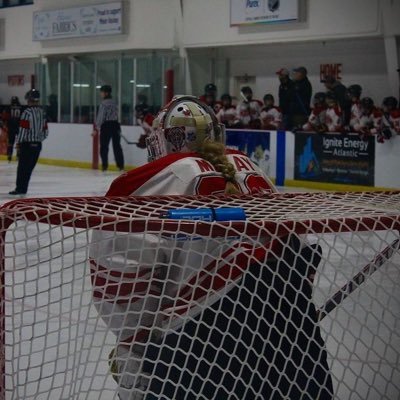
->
xmin=200 ymin=67 xmax=400 ymax=143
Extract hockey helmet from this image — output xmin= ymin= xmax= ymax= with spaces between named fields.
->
xmin=10 ymin=96 xmax=20 ymax=106
xmin=25 ymin=89 xmax=40 ymax=102
xmin=360 ymin=97 xmax=374 ymax=110
xmin=313 ymin=92 xmax=326 ymax=105
xmin=146 ymin=95 xmax=225 ymax=161
xmin=220 ymin=93 xmax=232 ymax=102
xmin=382 ymin=96 xmax=398 ymax=110
xmin=347 ymin=84 xmax=362 ymax=98
xmin=325 ymin=92 xmax=337 ymax=105
xmin=263 ymin=94 xmax=274 ymax=102
xmin=99 ymin=85 xmax=112 ymax=94
xmin=204 ymin=83 xmax=217 ymax=95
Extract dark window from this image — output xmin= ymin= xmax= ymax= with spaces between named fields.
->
xmin=0 ymin=0 xmax=33 ymax=8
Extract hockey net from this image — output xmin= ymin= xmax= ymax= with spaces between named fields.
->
xmin=0 ymin=191 xmax=399 ymax=400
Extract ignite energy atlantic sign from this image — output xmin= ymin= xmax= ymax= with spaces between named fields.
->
xmin=230 ymin=0 xmax=298 ymax=26
xmin=33 ymin=2 xmax=122 ymax=41
xmin=295 ymin=132 xmax=375 ymax=186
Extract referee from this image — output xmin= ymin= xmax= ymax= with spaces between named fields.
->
xmin=9 ymin=89 xmax=48 ymax=195
xmin=96 ymin=85 xmax=124 ymax=172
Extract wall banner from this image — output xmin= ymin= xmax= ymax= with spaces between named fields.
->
xmin=294 ymin=132 xmax=375 ymax=186
xmin=230 ymin=0 xmax=298 ymax=26
xmin=33 ymin=2 xmax=122 ymax=41
xmin=226 ymin=129 xmax=271 ymax=177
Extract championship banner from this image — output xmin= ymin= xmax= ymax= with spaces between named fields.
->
xmin=226 ymin=129 xmax=271 ymax=176
xmin=230 ymin=0 xmax=298 ymax=26
xmin=33 ymin=2 xmax=122 ymax=41
xmin=294 ymin=132 xmax=375 ymax=186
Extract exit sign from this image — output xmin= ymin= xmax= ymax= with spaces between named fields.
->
xmin=320 ymin=64 xmax=342 ymax=82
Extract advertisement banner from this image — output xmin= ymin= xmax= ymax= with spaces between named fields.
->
xmin=226 ymin=130 xmax=271 ymax=177
xmin=294 ymin=132 xmax=375 ymax=186
xmin=33 ymin=2 xmax=122 ymax=41
xmin=230 ymin=0 xmax=298 ymax=26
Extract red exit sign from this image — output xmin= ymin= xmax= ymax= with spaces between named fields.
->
xmin=320 ymin=64 xmax=342 ymax=81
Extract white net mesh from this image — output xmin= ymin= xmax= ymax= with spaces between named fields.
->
xmin=0 ymin=191 xmax=399 ymax=400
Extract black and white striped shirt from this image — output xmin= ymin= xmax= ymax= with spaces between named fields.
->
xmin=17 ymin=106 xmax=48 ymax=143
xmin=96 ymin=98 xmax=118 ymax=128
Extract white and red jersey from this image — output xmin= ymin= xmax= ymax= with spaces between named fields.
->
xmin=325 ymin=106 xmax=343 ymax=132
xmin=260 ymin=106 xmax=282 ymax=130
xmin=349 ymin=101 xmax=362 ymax=131
xmin=137 ymin=113 xmax=154 ymax=135
xmin=353 ymin=108 xmax=382 ymax=136
xmin=302 ymin=105 xmax=327 ymax=131
xmin=216 ymin=106 xmax=237 ymax=127
xmin=89 ymin=150 xmax=275 ymax=397
xmin=382 ymin=109 xmax=400 ymax=136
xmin=236 ymin=100 xmax=262 ymax=128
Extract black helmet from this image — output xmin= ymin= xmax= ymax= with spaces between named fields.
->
xmin=325 ymin=92 xmax=337 ymax=103
xmin=25 ymin=89 xmax=40 ymax=101
xmin=382 ymin=96 xmax=398 ymax=109
xmin=100 ymin=85 xmax=112 ymax=94
xmin=313 ymin=92 xmax=326 ymax=104
xmin=10 ymin=96 xmax=20 ymax=106
xmin=347 ymin=84 xmax=362 ymax=98
xmin=204 ymin=83 xmax=217 ymax=95
xmin=263 ymin=94 xmax=274 ymax=102
xmin=220 ymin=93 xmax=232 ymax=102
xmin=360 ymin=97 xmax=374 ymax=109
xmin=241 ymin=86 xmax=253 ymax=94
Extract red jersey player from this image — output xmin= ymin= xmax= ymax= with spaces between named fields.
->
xmin=302 ymin=92 xmax=327 ymax=132
xmin=216 ymin=93 xmax=237 ymax=127
xmin=346 ymin=84 xmax=362 ymax=132
xmin=236 ymin=86 xmax=262 ymax=129
xmin=353 ymin=97 xmax=382 ymax=140
xmin=379 ymin=96 xmax=400 ymax=142
xmin=324 ymin=93 xmax=344 ymax=133
xmin=90 ymin=96 xmax=333 ymax=400
xmin=260 ymin=94 xmax=282 ymax=130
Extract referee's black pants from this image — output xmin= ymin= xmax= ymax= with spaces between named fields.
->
xmin=100 ymin=121 xmax=124 ymax=171
xmin=16 ymin=142 xmax=42 ymax=194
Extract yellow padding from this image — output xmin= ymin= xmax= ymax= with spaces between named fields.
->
xmin=285 ymin=179 xmax=394 ymax=192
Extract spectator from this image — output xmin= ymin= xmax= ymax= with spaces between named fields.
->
xmin=380 ymin=96 xmax=400 ymax=142
xmin=353 ymin=97 xmax=382 ymax=140
xmin=95 ymin=85 xmax=124 ymax=172
xmin=276 ymin=68 xmax=294 ymax=129
xmin=291 ymin=66 xmax=312 ymax=129
xmin=9 ymin=89 xmax=48 ymax=195
xmin=323 ymin=75 xmax=350 ymax=124
xmin=325 ymin=93 xmax=344 ymax=132
xmin=260 ymin=94 xmax=282 ymax=130
xmin=200 ymin=83 xmax=221 ymax=113
xmin=302 ymin=92 xmax=327 ymax=132
xmin=236 ymin=86 xmax=262 ymax=129
xmin=347 ymin=84 xmax=363 ymax=132
xmin=216 ymin=93 xmax=237 ymax=127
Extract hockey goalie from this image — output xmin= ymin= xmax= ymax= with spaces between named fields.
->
xmin=89 ymin=96 xmax=333 ymax=400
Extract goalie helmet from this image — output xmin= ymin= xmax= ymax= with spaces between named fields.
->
xmin=146 ymin=95 xmax=225 ymax=161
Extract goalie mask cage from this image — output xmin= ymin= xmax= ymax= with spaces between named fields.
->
xmin=0 ymin=191 xmax=399 ymax=400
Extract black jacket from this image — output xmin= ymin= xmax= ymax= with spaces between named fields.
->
xmin=278 ymin=79 xmax=294 ymax=115
xmin=292 ymin=77 xmax=312 ymax=116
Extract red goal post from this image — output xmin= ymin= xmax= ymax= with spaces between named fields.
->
xmin=0 ymin=191 xmax=399 ymax=399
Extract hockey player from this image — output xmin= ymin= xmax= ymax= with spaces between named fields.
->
xmin=347 ymin=84 xmax=363 ymax=132
xmin=325 ymin=93 xmax=344 ymax=133
xmin=216 ymin=93 xmax=236 ymax=127
xmin=134 ymin=103 xmax=155 ymax=149
xmin=379 ymin=96 xmax=400 ymax=142
xmin=90 ymin=96 xmax=333 ymax=400
xmin=5 ymin=96 xmax=23 ymax=162
xmin=353 ymin=97 xmax=382 ymax=140
xmin=260 ymin=94 xmax=282 ymax=130
xmin=236 ymin=86 xmax=262 ymax=129
xmin=302 ymin=92 xmax=327 ymax=132
xmin=199 ymin=83 xmax=221 ymax=113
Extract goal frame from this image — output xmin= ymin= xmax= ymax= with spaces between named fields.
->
xmin=1 ymin=191 xmax=399 ymax=399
